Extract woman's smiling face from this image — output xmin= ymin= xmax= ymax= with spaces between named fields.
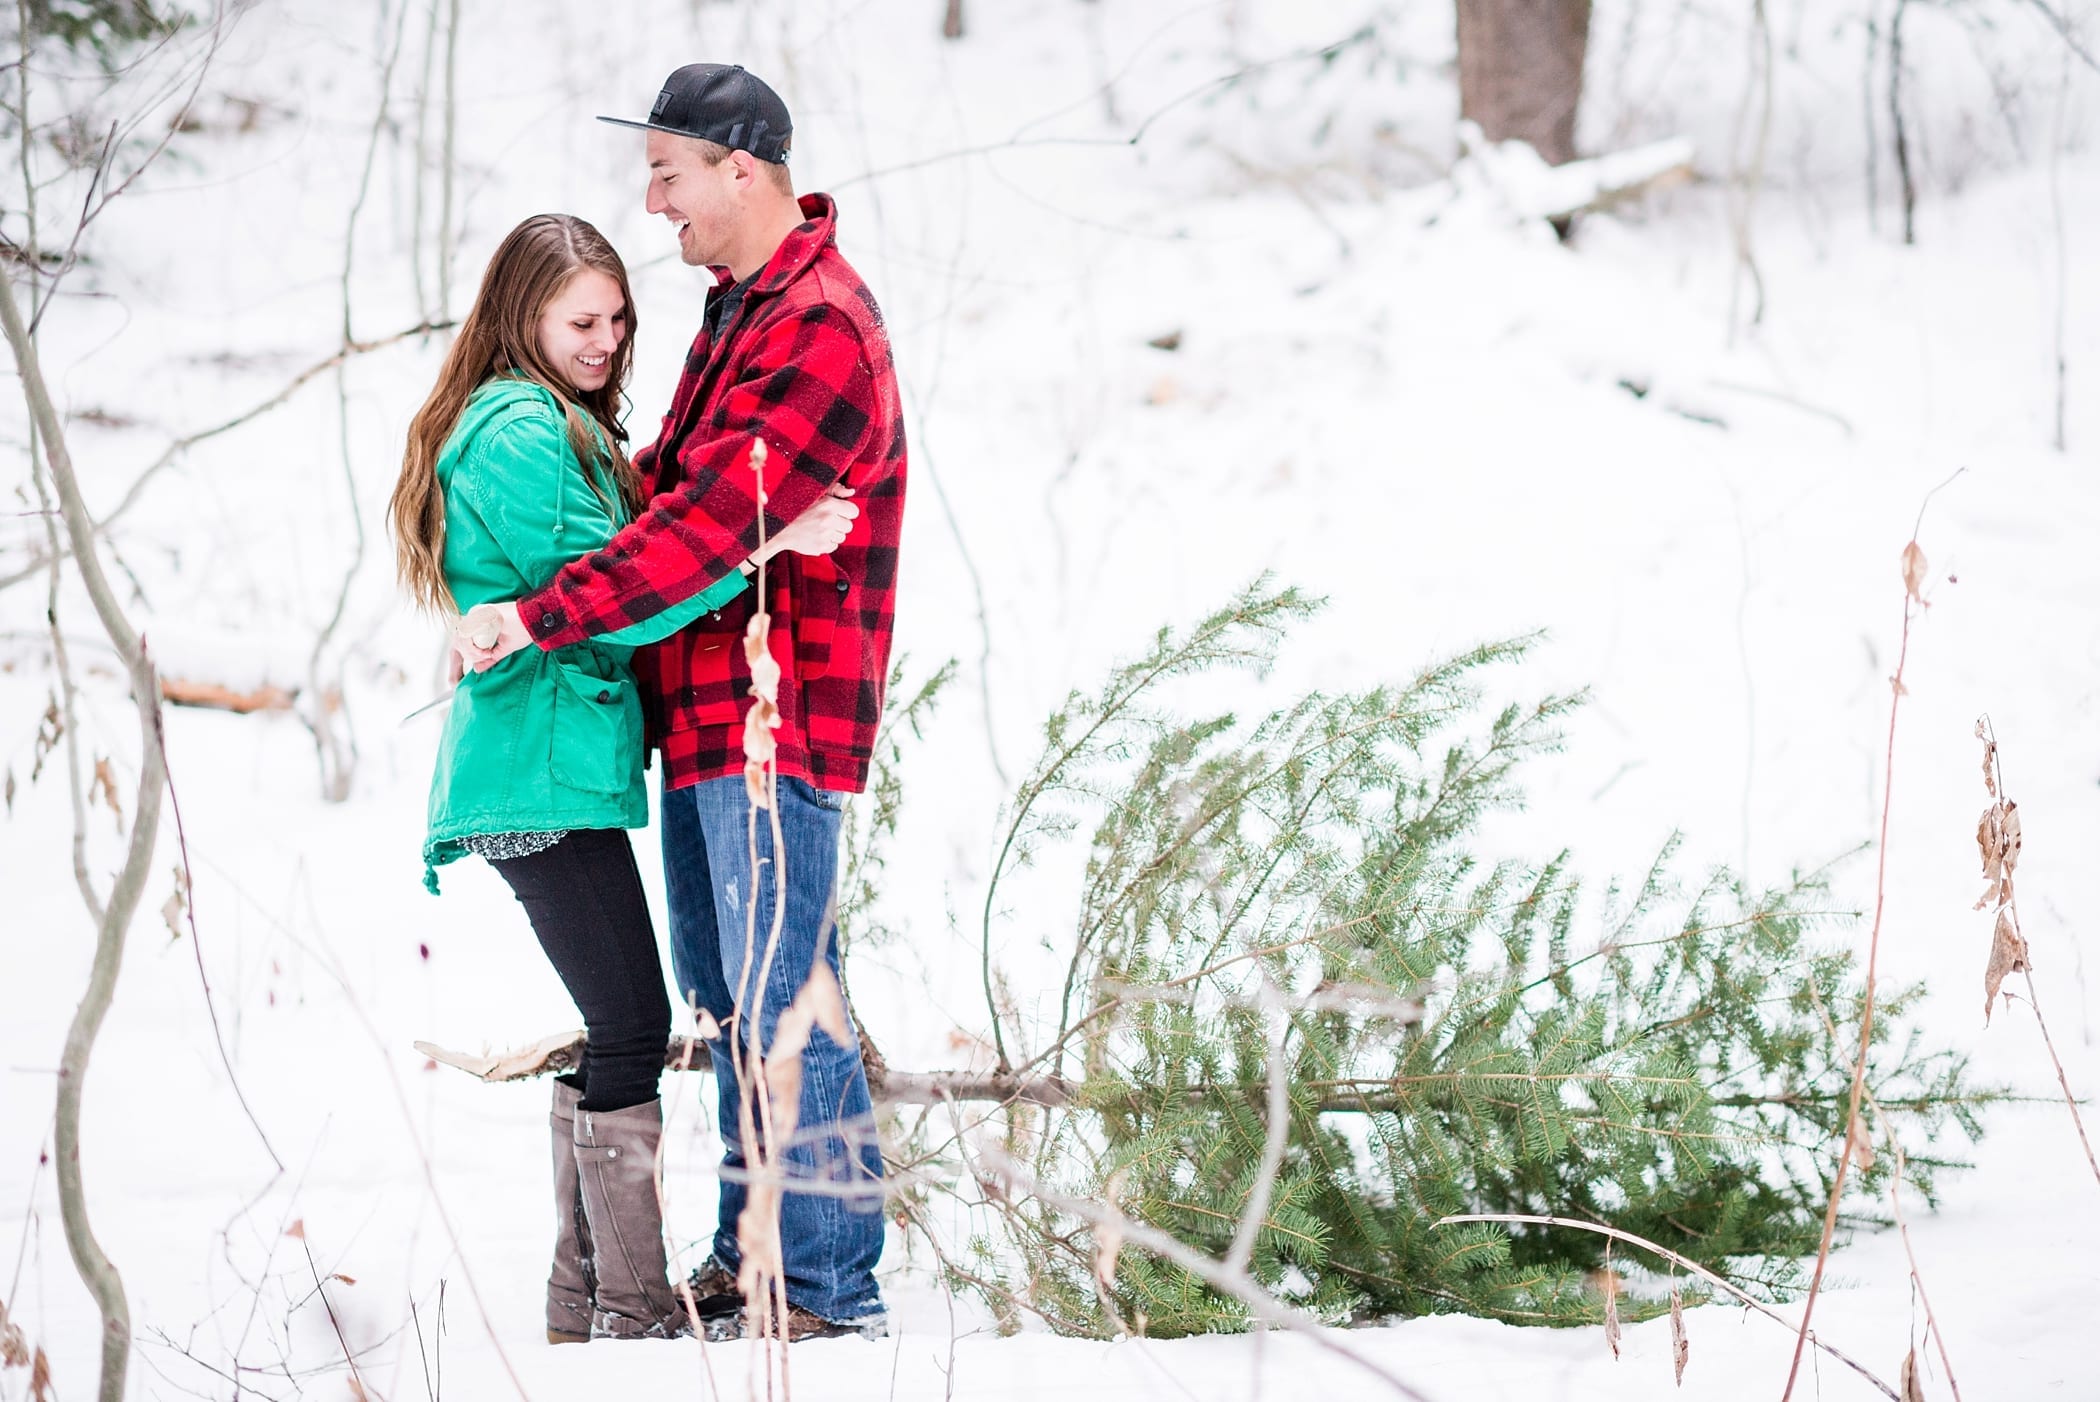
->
xmin=537 ymin=268 xmax=627 ymax=394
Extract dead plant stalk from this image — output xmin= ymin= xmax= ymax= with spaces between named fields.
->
xmin=1780 ymin=474 xmax=1958 ymax=1402
xmin=1977 ymin=719 xmax=2100 ymax=1189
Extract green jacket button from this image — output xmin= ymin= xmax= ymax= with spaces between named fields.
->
xmin=597 ymin=690 xmax=612 ymax=704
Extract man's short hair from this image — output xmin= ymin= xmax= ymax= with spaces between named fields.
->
xmin=687 ymin=135 xmax=795 ymax=196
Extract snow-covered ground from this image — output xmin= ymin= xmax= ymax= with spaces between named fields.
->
xmin=4 ymin=1 xmax=2097 ymax=1398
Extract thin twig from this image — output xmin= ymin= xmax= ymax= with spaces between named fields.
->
xmin=92 ymin=318 xmax=454 ymax=537
xmin=296 ymin=1233 xmax=368 ymax=1399
xmin=410 ymin=1295 xmax=435 ymax=1402
xmin=1880 ymin=1136 xmax=1963 ymax=1399
xmin=435 ymin=0 xmax=460 ymax=320
xmin=154 ymin=730 xmax=285 ymax=1171
xmin=1726 ymin=0 xmax=1773 ymax=338
xmin=1890 ymin=0 xmax=1918 ymax=245
xmin=1780 ymin=469 xmax=1962 ymax=1401
xmin=2020 ymin=0 xmax=2100 ymax=74
xmin=1979 ymin=718 xmax=2100 ymax=1190
xmin=658 ymin=995 xmax=723 ymax=1402
xmin=2046 ymin=46 xmax=2071 ymax=451
xmin=199 ymin=861 xmax=534 ymax=1402
xmin=1432 ymin=1214 xmax=1900 ymax=1400
xmin=13 ymin=5 xmax=102 ymax=929
xmin=982 ymin=1150 xmax=1434 ymax=1402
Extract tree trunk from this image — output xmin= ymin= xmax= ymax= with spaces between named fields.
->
xmin=1455 ymin=0 xmax=1593 ymax=166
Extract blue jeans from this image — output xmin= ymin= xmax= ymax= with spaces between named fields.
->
xmin=661 ymin=774 xmax=886 ymax=1323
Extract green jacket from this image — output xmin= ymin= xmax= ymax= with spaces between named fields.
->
xmin=422 ymin=377 xmax=747 ymax=890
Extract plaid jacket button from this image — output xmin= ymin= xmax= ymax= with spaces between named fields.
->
xmin=538 ymin=612 xmax=558 ymax=631
xmin=836 ymin=578 xmax=849 ymax=593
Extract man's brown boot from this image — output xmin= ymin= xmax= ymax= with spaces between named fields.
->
xmin=683 ymin=1257 xmax=742 ymax=1320
xmin=571 ymin=1099 xmax=691 ymax=1339
xmin=700 ymin=1300 xmax=887 ymax=1343
xmin=546 ymin=1081 xmax=593 ymax=1344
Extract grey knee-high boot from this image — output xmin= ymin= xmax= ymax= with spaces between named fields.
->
xmin=572 ymin=1098 xmax=690 ymax=1339
xmin=547 ymin=1081 xmax=594 ymax=1344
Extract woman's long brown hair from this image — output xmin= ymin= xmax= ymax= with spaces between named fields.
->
xmin=389 ymin=214 xmax=642 ymax=613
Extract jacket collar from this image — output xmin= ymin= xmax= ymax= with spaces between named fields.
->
xmin=707 ymin=192 xmax=836 ymax=301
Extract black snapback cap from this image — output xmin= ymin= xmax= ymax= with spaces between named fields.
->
xmin=599 ymin=63 xmax=792 ymax=164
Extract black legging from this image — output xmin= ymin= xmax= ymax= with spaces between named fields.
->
xmin=491 ymin=828 xmax=670 ymax=1113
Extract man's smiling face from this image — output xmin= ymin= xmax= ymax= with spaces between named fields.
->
xmin=644 ymin=130 xmax=738 ymax=268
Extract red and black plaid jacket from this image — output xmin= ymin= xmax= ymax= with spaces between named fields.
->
xmin=520 ymin=193 xmax=906 ymax=793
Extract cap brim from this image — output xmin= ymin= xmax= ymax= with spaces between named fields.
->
xmin=595 ymin=115 xmax=691 ymax=134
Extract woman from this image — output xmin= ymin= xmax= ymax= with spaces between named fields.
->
xmin=388 ymin=214 xmax=853 ymax=1342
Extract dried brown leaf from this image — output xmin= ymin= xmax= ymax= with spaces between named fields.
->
xmin=1983 ymin=908 xmax=2030 ymax=1024
xmin=1590 ymin=1257 xmax=1625 ymax=1360
xmin=331 ymin=1272 xmax=357 ymax=1286
xmin=743 ymin=615 xmax=782 ymax=702
xmin=1889 ymin=675 xmax=1908 ymax=697
xmin=1900 ymin=541 xmax=1928 ymax=603
xmin=1980 ymin=738 xmax=1997 ymax=797
xmin=741 ymin=611 xmax=782 ymax=805
xmin=284 ymin=1218 xmax=306 ymax=1241
xmin=0 ymin=1294 xmax=27 ymax=1368
xmin=161 ymin=865 xmax=189 ymax=940
xmin=1999 ymin=801 xmax=2022 ymax=877
xmin=1670 ymin=1286 xmax=1689 ymax=1386
xmin=1846 ymin=1117 xmax=1876 ymax=1175
xmin=90 ymin=755 xmax=123 ymax=832
xmin=30 ymin=699 xmax=60 ymax=783
xmin=1900 ymin=1348 xmax=1926 ymax=1402
xmin=29 ymin=1347 xmax=49 ymax=1402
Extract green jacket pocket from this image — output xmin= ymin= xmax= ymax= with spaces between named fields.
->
xmin=550 ymin=660 xmax=638 ymax=795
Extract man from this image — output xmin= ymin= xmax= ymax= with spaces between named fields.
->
xmin=469 ymin=63 xmax=904 ymax=1341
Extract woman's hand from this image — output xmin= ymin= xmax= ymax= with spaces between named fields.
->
xmin=455 ymin=600 xmax=530 ymax=674
xmin=756 ymin=484 xmax=857 ymax=565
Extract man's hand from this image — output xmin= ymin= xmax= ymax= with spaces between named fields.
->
xmin=757 ymin=484 xmax=857 ymax=565
xmin=455 ymin=600 xmax=531 ymax=674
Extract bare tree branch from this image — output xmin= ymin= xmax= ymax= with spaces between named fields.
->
xmin=3 ymin=229 xmax=165 ymax=1402
xmin=2021 ymin=0 xmax=2100 ymax=74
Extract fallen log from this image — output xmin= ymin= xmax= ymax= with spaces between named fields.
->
xmin=159 ymin=676 xmax=296 ymax=714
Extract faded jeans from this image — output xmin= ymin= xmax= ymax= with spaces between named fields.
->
xmin=661 ymin=773 xmax=886 ymax=1324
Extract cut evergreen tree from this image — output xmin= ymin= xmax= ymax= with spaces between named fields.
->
xmin=903 ymin=579 xmax=1995 ymax=1337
